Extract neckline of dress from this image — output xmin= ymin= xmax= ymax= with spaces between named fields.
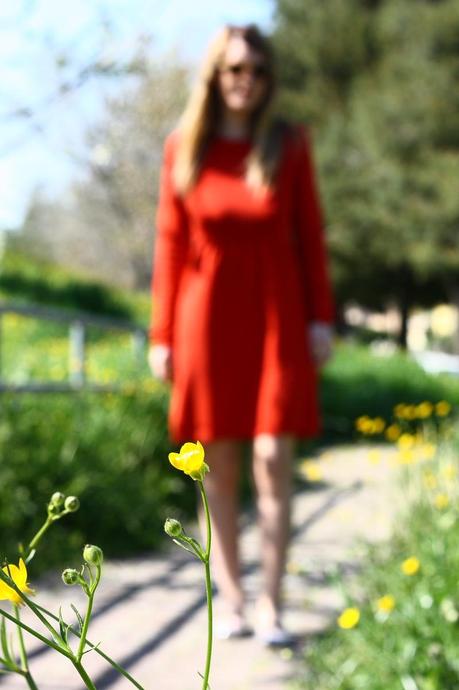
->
xmin=212 ymin=134 xmax=252 ymax=146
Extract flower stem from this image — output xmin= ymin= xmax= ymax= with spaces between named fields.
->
xmin=33 ymin=603 xmax=146 ymax=690
xmin=0 ymin=607 xmax=71 ymax=658
xmin=72 ymin=659 xmax=98 ymax=690
xmin=199 ymin=481 xmax=213 ymax=690
xmin=77 ymin=566 xmax=101 ymax=662
xmin=14 ymin=605 xmax=28 ymax=672
xmin=24 ymin=670 xmax=40 ymax=690
xmin=27 ymin=517 xmax=53 ymax=555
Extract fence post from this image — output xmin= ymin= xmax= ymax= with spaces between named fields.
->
xmin=0 ymin=312 xmax=2 ymax=384
xmin=132 ymin=329 xmax=147 ymax=362
xmin=69 ymin=320 xmax=86 ymax=387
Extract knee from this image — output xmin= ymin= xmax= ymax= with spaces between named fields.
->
xmin=253 ymin=434 xmax=290 ymax=490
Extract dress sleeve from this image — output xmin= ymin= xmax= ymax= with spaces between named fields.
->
xmin=293 ymin=125 xmax=335 ymax=324
xmin=149 ymin=132 xmax=189 ymax=345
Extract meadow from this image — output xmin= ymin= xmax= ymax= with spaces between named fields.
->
xmin=296 ymin=410 xmax=459 ymax=690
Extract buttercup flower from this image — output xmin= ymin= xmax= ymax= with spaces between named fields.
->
xmin=337 ymin=607 xmax=360 ymax=629
xmin=376 ymin=594 xmax=395 ymax=613
xmin=416 ymin=401 xmax=433 ymax=418
xmin=423 ymin=471 xmax=438 ymax=490
xmin=300 ymin=460 xmax=323 ymax=481
xmin=385 ymin=424 xmax=401 ymax=442
xmin=401 ymin=556 xmax=420 ymax=576
xmin=367 ymin=449 xmax=381 ymax=464
xmin=398 ymin=434 xmax=416 ymax=450
xmin=169 ymin=441 xmax=209 ymax=481
xmin=434 ymin=493 xmax=449 ymax=510
xmin=0 ymin=559 xmax=34 ymax=605
xmin=435 ymin=401 xmax=451 ymax=417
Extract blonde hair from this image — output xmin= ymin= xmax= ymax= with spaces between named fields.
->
xmin=173 ymin=24 xmax=287 ymax=195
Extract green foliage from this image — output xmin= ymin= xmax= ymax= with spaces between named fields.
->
xmin=273 ymin=0 xmax=459 ymax=314
xmin=0 ymin=249 xmax=150 ymax=323
xmin=0 ymin=390 xmax=197 ymax=576
xmin=295 ymin=434 xmax=459 ymax=690
xmin=320 ymin=343 xmax=459 ymax=437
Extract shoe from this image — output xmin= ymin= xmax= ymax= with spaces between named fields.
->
xmin=215 ymin=616 xmax=254 ymax=640
xmin=256 ymin=623 xmax=297 ymax=649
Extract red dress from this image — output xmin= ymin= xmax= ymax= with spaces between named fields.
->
xmin=150 ymin=125 xmax=334 ymax=443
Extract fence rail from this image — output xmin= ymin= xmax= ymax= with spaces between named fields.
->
xmin=0 ymin=301 xmax=148 ymax=393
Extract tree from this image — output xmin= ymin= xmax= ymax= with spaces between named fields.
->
xmin=273 ymin=0 xmax=459 ymax=345
xmin=11 ymin=59 xmax=190 ymax=290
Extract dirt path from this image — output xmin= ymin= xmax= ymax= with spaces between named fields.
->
xmin=3 ymin=444 xmax=400 ymax=690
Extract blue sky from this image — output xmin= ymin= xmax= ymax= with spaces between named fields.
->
xmin=0 ymin=0 xmax=274 ymax=229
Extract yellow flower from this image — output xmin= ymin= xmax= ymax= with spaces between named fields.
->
xmin=300 ymin=460 xmax=323 ymax=482
xmin=394 ymin=403 xmax=407 ymax=418
xmin=435 ymin=401 xmax=451 ymax=417
xmin=376 ymin=594 xmax=395 ymax=613
xmin=416 ymin=401 xmax=434 ymax=419
xmin=423 ymin=471 xmax=438 ymax=490
xmin=419 ymin=443 xmax=436 ymax=461
xmin=367 ymin=450 xmax=381 ymax=464
xmin=385 ymin=424 xmax=401 ymax=442
xmin=355 ymin=416 xmax=372 ymax=434
xmin=442 ymin=463 xmax=457 ymax=481
xmin=0 ymin=559 xmax=34 ymax=605
xmin=398 ymin=434 xmax=415 ymax=450
xmin=404 ymin=405 xmax=418 ymax=420
xmin=337 ymin=607 xmax=360 ymax=629
xmin=397 ymin=449 xmax=415 ymax=465
xmin=434 ymin=493 xmax=449 ymax=510
xmin=372 ymin=417 xmax=386 ymax=434
xmin=401 ymin=556 xmax=420 ymax=576
xmin=169 ymin=441 xmax=209 ymax=481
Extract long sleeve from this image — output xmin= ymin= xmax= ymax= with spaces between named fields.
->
xmin=149 ymin=132 xmax=189 ymax=346
xmin=293 ymin=125 xmax=335 ymax=324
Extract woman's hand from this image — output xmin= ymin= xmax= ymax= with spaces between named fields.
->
xmin=308 ymin=322 xmax=333 ymax=368
xmin=148 ymin=344 xmax=173 ymax=382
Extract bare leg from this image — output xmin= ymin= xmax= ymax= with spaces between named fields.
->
xmin=198 ymin=440 xmax=245 ymax=623
xmin=252 ymin=433 xmax=294 ymax=628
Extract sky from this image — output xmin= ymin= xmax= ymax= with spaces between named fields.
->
xmin=0 ymin=0 xmax=274 ymax=229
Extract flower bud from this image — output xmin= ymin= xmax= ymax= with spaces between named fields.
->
xmin=50 ymin=492 xmax=65 ymax=507
xmin=64 ymin=496 xmax=80 ymax=512
xmin=62 ymin=568 xmax=80 ymax=586
xmin=83 ymin=544 xmax=103 ymax=566
xmin=164 ymin=518 xmax=183 ymax=538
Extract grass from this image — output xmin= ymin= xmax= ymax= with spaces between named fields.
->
xmin=294 ymin=419 xmax=459 ymax=690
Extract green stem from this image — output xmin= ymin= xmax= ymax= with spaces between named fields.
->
xmin=27 ymin=517 xmax=53 ymax=555
xmin=199 ymin=482 xmax=212 ymax=560
xmin=0 ymin=607 xmax=71 ymax=658
xmin=14 ymin=605 xmax=28 ymax=671
xmin=77 ymin=566 xmax=101 ymax=662
xmin=199 ymin=481 xmax=213 ymax=690
xmin=24 ymin=670 xmax=40 ymax=690
xmin=72 ymin=659 xmax=98 ymax=690
xmin=33 ymin=603 xmax=146 ymax=690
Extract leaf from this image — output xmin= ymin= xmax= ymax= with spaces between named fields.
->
xmin=0 ymin=617 xmax=14 ymax=668
xmin=197 ymin=670 xmax=211 ymax=689
xmin=82 ymin=640 xmax=101 ymax=655
xmin=57 ymin=607 xmax=71 ymax=645
xmin=71 ymin=604 xmax=84 ymax=633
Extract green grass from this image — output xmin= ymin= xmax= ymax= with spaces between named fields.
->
xmin=294 ymin=429 xmax=459 ymax=690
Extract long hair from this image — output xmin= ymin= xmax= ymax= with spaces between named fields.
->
xmin=173 ymin=24 xmax=287 ymax=195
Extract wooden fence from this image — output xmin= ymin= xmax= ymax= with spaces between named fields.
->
xmin=0 ymin=301 xmax=147 ymax=393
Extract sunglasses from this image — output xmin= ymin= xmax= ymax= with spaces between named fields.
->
xmin=220 ymin=62 xmax=269 ymax=79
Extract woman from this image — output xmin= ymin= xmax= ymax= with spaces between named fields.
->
xmin=148 ymin=24 xmax=334 ymax=646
